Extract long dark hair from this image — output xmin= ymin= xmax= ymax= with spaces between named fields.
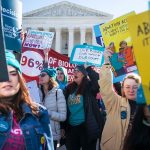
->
xmin=0 ymin=73 xmax=38 ymax=121
xmin=66 ymin=76 xmax=89 ymax=96
xmin=123 ymin=105 xmax=150 ymax=150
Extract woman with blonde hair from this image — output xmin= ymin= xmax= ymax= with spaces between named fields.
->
xmin=99 ymin=64 xmax=141 ymax=150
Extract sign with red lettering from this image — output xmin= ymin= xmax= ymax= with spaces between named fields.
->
xmin=23 ymin=30 xmax=54 ymax=50
xmin=21 ymin=47 xmax=44 ymax=82
xmin=48 ymin=50 xmax=76 ymax=82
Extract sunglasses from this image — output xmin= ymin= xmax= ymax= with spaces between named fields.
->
xmin=39 ymin=73 xmax=47 ymax=77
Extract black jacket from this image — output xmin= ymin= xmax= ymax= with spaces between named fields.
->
xmin=62 ymin=67 xmax=104 ymax=142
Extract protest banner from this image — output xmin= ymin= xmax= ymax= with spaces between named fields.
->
xmin=48 ymin=49 xmax=76 ymax=82
xmin=1 ymin=0 xmax=22 ymax=52
xmin=93 ymin=24 xmax=105 ymax=47
xmin=100 ymin=12 xmax=138 ymax=80
xmin=0 ymin=1 xmax=9 ymax=82
xmin=21 ymin=29 xmax=55 ymax=82
xmin=100 ymin=12 xmax=135 ymax=52
xmin=23 ymin=30 xmax=54 ymax=50
xmin=128 ymin=10 xmax=150 ymax=104
xmin=21 ymin=48 xmax=44 ymax=82
xmin=70 ymin=44 xmax=104 ymax=66
xmin=26 ymin=80 xmax=41 ymax=103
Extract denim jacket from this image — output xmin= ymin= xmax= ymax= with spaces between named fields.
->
xmin=0 ymin=103 xmax=54 ymax=150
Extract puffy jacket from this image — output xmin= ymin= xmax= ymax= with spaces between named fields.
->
xmin=0 ymin=103 xmax=54 ymax=150
xmin=40 ymin=87 xmax=67 ymax=141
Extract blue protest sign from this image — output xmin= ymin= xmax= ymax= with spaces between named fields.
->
xmin=70 ymin=44 xmax=104 ymax=66
xmin=1 ymin=0 xmax=22 ymax=52
xmin=94 ymin=24 xmax=105 ymax=47
xmin=0 ymin=1 xmax=9 ymax=82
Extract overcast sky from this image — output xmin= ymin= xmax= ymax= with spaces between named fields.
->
xmin=22 ymin=0 xmax=149 ymax=18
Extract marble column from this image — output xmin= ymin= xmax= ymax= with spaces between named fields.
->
xmin=55 ymin=27 xmax=61 ymax=53
xmin=44 ymin=28 xmax=50 ymax=32
xmin=92 ymin=27 xmax=97 ymax=46
xmin=68 ymin=27 xmax=74 ymax=56
xmin=80 ymin=27 xmax=86 ymax=44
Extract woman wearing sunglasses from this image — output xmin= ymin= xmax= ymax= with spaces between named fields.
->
xmin=39 ymin=68 xmax=66 ymax=150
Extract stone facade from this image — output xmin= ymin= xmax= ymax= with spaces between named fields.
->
xmin=23 ymin=1 xmax=113 ymax=56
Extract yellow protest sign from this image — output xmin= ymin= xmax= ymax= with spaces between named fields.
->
xmin=100 ymin=12 xmax=135 ymax=52
xmin=128 ymin=10 xmax=150 ymax=105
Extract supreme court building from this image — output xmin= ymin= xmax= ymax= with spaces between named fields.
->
xmin=23 ymin=1 xmax=113 ymax=56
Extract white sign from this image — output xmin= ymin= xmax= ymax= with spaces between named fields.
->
xmin=21 ymin=50 xmax=44 ymax=77
xmin=70 ymin=44 xmax=104 ymax=66
xmin=26 ymin=80 xmax=40 ymax=103
xmin=23 ymin=30 xmax=54 ymax=50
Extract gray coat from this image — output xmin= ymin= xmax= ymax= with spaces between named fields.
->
xmin=40 ymin=87 xmax=67 ymax=140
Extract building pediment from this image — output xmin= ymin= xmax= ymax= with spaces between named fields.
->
xmin=23 ymin=1 xmax=112 ymax=18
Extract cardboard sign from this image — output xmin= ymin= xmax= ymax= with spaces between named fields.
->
xmin=21 ymin=48 xmax=44 ymax=83
xmin=1 ymin=0 xmax=22 ymax=52
xmin=128 ymin=10 xmax=150 ymax=104
xmin=100 ymin=12 xmax=138 ymax=79
xmin=70 ymin=44 xmax=104 ymax=66
xmin=93 ymin=24 xmax=105 ymax=47
xmin=23 ymin=30 xmax=54 ymax=50
xmin=21 ymin=29 xmax=55 ymax=83
xmin=100 ymin=12 xmax=135 ymax=52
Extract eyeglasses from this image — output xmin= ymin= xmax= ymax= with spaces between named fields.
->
xmin=39 ymin=73 xmax=47 ymax=77
xmin=123 ymin=86 xmax=138 ymax=90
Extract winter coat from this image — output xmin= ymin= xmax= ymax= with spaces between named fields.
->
xmin=63 ymin=67 xmax=105 ymax=142
xmin=98 ymin=65 xmax=130 ymax=150
xmin=40 ymin=87 xmax=67 ymax=141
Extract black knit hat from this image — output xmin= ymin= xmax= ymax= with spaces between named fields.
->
xmin=75 ymin=65 xmax=88 ymax=76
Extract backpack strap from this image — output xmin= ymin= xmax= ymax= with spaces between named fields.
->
xmin=56 ymin=89 xmax=58 ymax=111
xmin=56 ymin=89 xmax=58 ymax=101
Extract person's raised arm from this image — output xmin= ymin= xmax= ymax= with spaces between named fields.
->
xmin=98 ymin=64 xmax=120 ymax=112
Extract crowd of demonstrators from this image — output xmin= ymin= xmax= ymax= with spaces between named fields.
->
xmin=2 ymin=28 xmax=149 ymax=150
xmin=98 ymin=64 xmax=141 ymax=150
xmin=123 ymin=104 xmax=150 ymax=150
xmin=0 ymin=51 xmax=54 ymax=150
xmin=62 ymin=65 xmax=105 ymax=150
xmin=39 ymin=68 xmax=67 ymax=150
